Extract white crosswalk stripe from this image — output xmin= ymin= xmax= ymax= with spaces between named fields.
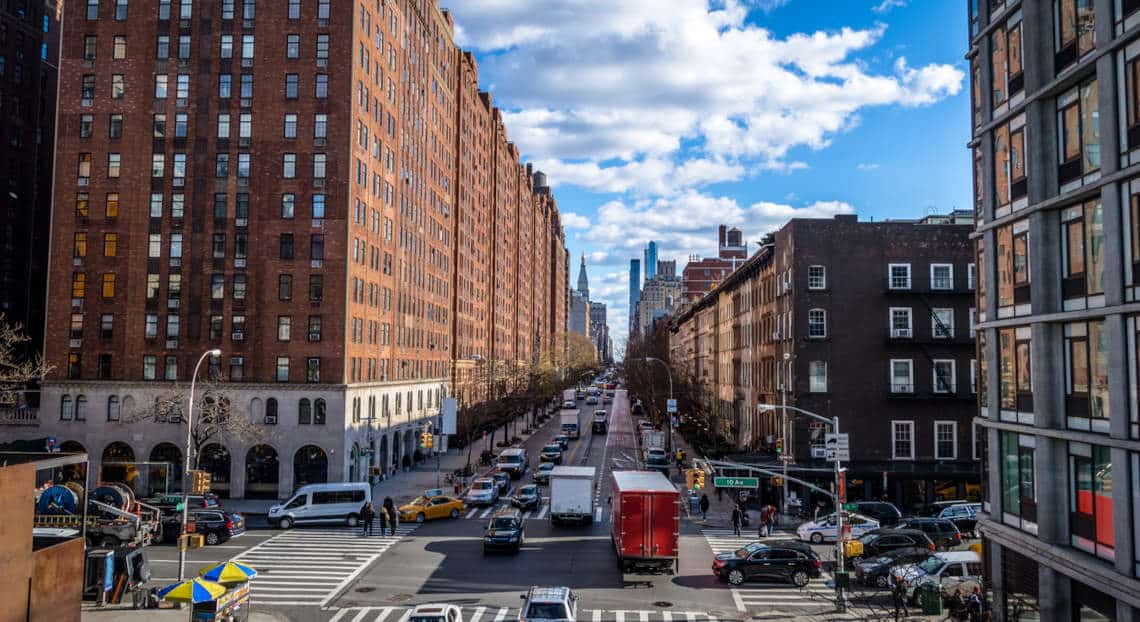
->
xmin=327 ymin=606 xmax=719 ymax=622
xmin=459 ymin=499 xmax=607 ymax=522
xmin=699 ymin=527 xmax=798 ymax=555
xmin=233 ymin=523 xmax=418 ymax=606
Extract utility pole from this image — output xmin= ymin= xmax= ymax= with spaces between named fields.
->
xmin=833 ymin=414 xmax=846 ymax=613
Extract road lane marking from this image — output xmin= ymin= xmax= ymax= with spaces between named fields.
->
xmin=595 ymin=507 xmax=602 ymax=522
xmin=591 ymin=610 xmax=602 ymax=622
xmin=468 ymin=606 xmax=485 ymax=622
xmin=466 ymin=508 xmax=479 ymax=519
xmin=639 ymin=611 xmax=649 ymax=622
xmin=492 ymin=607 xmax=508 ymax=622
xmin=372 ymin=608 xmax=396 ymax=622
xmin=328 ymin=610 xmax=350 ymax=622
xmin=731 ymin=589 xmax=747 ymax=612
xmin=348 ymin=608 xmax=373 ymax=622
xmin=661 ymin=612 xmax=672 ymax=622
xmin=536 ymin=505 xmax=548 ymax=519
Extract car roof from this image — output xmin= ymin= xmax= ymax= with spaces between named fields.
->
xmin=935 ymin=551 xmax=981 ymax=563
xmin=491 ymin=508 xmax=521 ymax=519
xmin=411 ymin=604 xmax=457 ymax=615
xmin=875 ymin=528 xmax=931 ymax=539
xmin=526 ymin=586 xmax=571 ymax=603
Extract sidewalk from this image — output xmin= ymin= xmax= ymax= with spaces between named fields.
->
xmin=224 ymin=410 xmax=548 ymax=516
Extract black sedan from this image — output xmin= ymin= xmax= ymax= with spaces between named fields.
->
xmin=712 ymin=541 xmax=822 ymax=587
xmin=848 ymin=528 xmax=934 ymax=560
xmin=853 ymin=547 xmax=935 ymax=588
xmin=164 ymin=509 xmax=245 ymax=546
xmin=482 ymin=510 xmax=524 ymax=554
xmin=511 ymin=484 xmax=541 ymax=511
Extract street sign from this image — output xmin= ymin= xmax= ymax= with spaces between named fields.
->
xmin=843 ymin=502 xmax=858 ymax=512
xmin=825 ymin=433 xmax=851 ymax=461
xmin=713 ymin=476 xmax=759 ymax=488
xmin=666 ymin=399 xmax=677 ymax=413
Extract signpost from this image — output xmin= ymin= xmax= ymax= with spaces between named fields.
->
xmin=713 ymin=476 xmax=759 ymax=488
xmin=825 ymin=432 xmax=850 ymax=461
xmin=666 ymin=398 xmax=677 ymax=413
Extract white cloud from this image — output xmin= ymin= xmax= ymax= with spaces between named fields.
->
xmin=856 ymin=162 xmax=880 ymax=170
xmin=561 ymin=212 xmax=592 ymax=229
xmin=872 ymin=0 xmax=907 ymax=14
xmin=449 ymin=0 xmax=962 ymax=196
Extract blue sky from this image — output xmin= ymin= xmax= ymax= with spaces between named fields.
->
xmin=445 ymin=0 xmax=971 ymax=350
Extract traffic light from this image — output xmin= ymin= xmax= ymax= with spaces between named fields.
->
xmin=775 ymin=437 xmax=783 ymax=454
xmin=693 ymin=470 xmax=705 ymax=490
xmin=420 ymin=431 xmax=433 ymax=449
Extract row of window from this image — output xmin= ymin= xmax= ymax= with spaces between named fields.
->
xmin=79 ymin=72 xmax=331 ymax=106
xmin=84 ymin=0 xmax=332 ymax=22
xmin=889 ymin=420 xmax=967 ymax=461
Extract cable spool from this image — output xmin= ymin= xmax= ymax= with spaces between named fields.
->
xmin=36 ymin=485 xmax=79 ymax=515
xmin=64 ymin=480 xmax=85 ymax=502
xmin=91 ymin=484 xmax=131 ymax=510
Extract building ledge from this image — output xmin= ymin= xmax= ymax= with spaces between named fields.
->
xmin=980 ymin=516 xmax=1140 ymax=610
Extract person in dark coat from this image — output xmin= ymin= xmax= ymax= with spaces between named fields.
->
xmin=361 ymin=501 xmax=376 ymax=536
xmin=892 ymin=579 xmax=909 ymax=619
xmin=730 ymin=505 xmax=743 ymax=536
xmin=699 ymin=493 xmax=710 ymax=521
xmin=383 ymin=497 xmax=398 ymax=536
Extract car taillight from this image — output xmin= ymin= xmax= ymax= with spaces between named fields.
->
xmin=928 ymin=543 xmax=936 ymax=551
xmin=226 ymin=516 xmax=234 ymax=529
xmin=813 ymin=559 xmax=822 ymax=569
xmin=955 ymin=532 xmax=962 ymax=541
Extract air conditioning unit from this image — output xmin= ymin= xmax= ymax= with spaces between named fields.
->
xmin=891 ymin=328 xmax=912 ymax=338
xmin=308 ymin=332 xmax=321 ymax=342
xmin=232 ymin=331 xmax=245 ymax=341
xmin=810 ymin=447 xmax=828 ymax=459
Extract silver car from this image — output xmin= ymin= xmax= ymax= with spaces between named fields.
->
xmin=466 ymin=478 xmax=497 ymax=507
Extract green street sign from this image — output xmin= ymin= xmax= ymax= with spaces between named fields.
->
xmin=843 ymin=502 xmax=859 ymax=511
xmin=713 ymin=477 xmax=759 ymax=488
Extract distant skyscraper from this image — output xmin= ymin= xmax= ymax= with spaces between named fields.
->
xmin=657 ymin=260 xmax=676 ymax=278
xmin=644 ymin=241 xmax=658 ymax=281
xmin=628 ymin=259 xmax=641 ymax=334
xmin=576 ymin=254 xmax=589 ymax=298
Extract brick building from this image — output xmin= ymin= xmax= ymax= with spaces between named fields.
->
xmin=19 ymin=0 xmax=566 ymax=499
xmin=681 ymin=225 xmax=749 ymax=302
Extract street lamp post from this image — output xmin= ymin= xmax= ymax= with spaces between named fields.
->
xmin=634 ymin=357 xmax=673 ymax=455
xmin=759 ymin=403 xmax=846 ymax=613
xmin=178 ymin=348 xmax=222 ymax=582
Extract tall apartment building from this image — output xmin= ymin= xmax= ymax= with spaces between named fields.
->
xmin=968 ymin=2 xmax=1140 ymax=619
xmin=671 ymin=214 xmax=978 ymax=510
xmin=644 ymin=240 xmax=659 ymax=282
xmin=0 ymin=1 xmax=58 ymax=363
xmin=19 ymin=0 xmax=565 ymax=500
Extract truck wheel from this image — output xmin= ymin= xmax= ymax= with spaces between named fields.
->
xmin=346 ymin=513 xmax=360 ymax=527
xmin=810 ymin=533 xmax=824 ymax=544
xmin=279 ymin=517 xmax=294 ymax=529
xmin=792 ymin=571 xmax=809 ymax=587
xmin=728 ymin=569 xmax=745 ymax=586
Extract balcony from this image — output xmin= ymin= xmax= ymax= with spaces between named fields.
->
xmin=0 ymin=408 xmax=40 ymax=426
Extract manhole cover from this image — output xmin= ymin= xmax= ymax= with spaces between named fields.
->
xmin=389 ymin=594 xmax=414 ymax=603
xmin=654 ymin=602 xmax=673 ymax=608
xmin=355 ymin=587 xmax=376 ymax=594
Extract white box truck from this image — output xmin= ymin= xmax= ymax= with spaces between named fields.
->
xmin=560 ymin=409 xmax=581 ymax=439
xmin=562 ymin=389 xmax=577 ymax=409
xmin=549 ymin=466 xmax=596 ymax=525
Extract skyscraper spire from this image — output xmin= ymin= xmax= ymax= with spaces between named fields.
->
xmin=577 ymin=253 xmax=589 ymax=298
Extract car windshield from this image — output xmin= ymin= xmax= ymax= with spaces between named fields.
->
xmin=473 ymin=481 xmax=493 ymax=490
xmin=918 ymin=557 xmax=944 ymax=574
xmin=525 ymin=604 xmax=568 ymax=619
xmin=735 ymin=543 xmax=766 ymax=559
xmin=491 ymin=518 xmax=518 ymax=530
xmin=544 ymin=445 xmax=560 ymax=452
xmin=540 ymin=464 xmax=554 ymax=471
xmin=409 ymin=617 xmax=445 ymax=622
xmin=409 ymin=496 xmax=429 ymax=506
xmin=500 ymin=455 xmax=522 ymax=464
xmin=519 ymin=486 xmax=537 ymax=495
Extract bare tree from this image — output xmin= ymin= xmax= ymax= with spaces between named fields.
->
xmin=122 ymin=378 xmax=265 ymax=469
xmin=0 ymin=314 xmax=51 ymax=405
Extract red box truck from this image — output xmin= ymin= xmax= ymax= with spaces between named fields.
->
xmin=610 ymin=470 xmax=680 ymax=574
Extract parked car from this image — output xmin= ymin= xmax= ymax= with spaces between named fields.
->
xmin=511 ymin=484 xmax=541 ymax=511
xmin=398 ymin=495 xmax=466 ymax=523
xmin=890 ymin=551 xmax=984 ymax=606
xmin=465 ymin=479 xmax=498 ymax=507
xmin=849 ymin=501 xmax=903 ymax=526
xmin=922 ymin=499 xmax=971 ymax=517
xmin=712 ymin=541 xmax=822 ymax=587
xmin=533 ymin=462 xmax=556 ymax=485
xmin=151 ymin=493 xmax=222 ymax=515
xmin=483 ymin=509 xmax=525 ymax=554
xmin=797 ymin=513 xmax=880 ymax=544
xmin=408 ymin=604 xmax=463 ymax=622
xmin=936 ymin=503 xmax=981 ymax=537
xmin=540 ymin=444 xmax=564 ymax=464
xmin=854 ymin=547 xmax=936 ymax=588
xmin=164 ymin=509 xmax=245 ymax=546
xmin=893 ymin=517 xmax=963 ymax=550
xmin=518 ymin=586 xmax=578 ymax=622
xmin=492 ymin=471 xmax=512 ymax=496
xmin=844 ymin=528 xmax=934 ymax=560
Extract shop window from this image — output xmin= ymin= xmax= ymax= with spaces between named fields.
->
xmin=1068 ymin=443 xmax=1114 ymax=561
xmin=1000 ymin=548 xmax=1040 ymax=621
xmin=1064 ymin=321 xmax=1111 ymax=433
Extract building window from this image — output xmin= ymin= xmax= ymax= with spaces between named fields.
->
xmin=229 ymin=356 xmax=245 ymax=382
xmin=143 ymin=355 xmax=157 ymax=380
xmin=932 ymin=308 xmax=954 ymax=338
xmin=934 ymin=421 xmax=957 ymax=460
xmin=308 ymin=316 xmax=322 ymax=341
xmin=999 ymin=326 xmax=1033 ymax=416
xmin=315 ymin=74 xmax=328 ymax=98
xmin=890 ymin=359 xmax=914 ymax=394
xmin=314 ymin=113 xmax=327 ymax=139
xmin=807 ymin=309 xmax=826 ymax=338
xmin=996 ymin=220 xmax=1031 ymax=310
xmin=107 ymin=396 xmax=121 ymax=422
xmin=286 ymin=34 xmax=299 ymax=58
xmin=283 ymin=153 xmax=296 ymax=178
xmin=280 ymin=234 xmax=294 ymax=259
xmin=309 ymin=275 xmax=323 ymax=301
xmin=1002 ymin=431 xmax=1038 ymax=532
xmin=994 ymin=117 xmax=1028 ymax=212
xmin=933 ymin=359 xmax=956 ymax=394
xmin=144 ymin=314 xmax=158 ymax=339
xmin=1068 ymin=443 xmax=1114 ymax=561
xmin=978 ymin=331 xmax=990 ymax=409
xmin=101 ymin=273 xmax=116 ymax=299
xmin=298 ymin=398 xmax=311 ymax=424
xmin=275 ymin=357 xmax=289 ymax=382
xmin=892 ymin=421 xmax=915 ymax=460
xmin=1055 ymin=0 xmax=1096 ymax=73
xmin=930 ymin=263 xmax=953 ymax=290
xmin=888 ymin=263 xmax=911 ymax=289
xmin=281 ymin=193 xmax=295 ymax=219
xmin=1064 ymin=320 xmax=1110 ymax=432
xmin=288 ymin=0 xmax=300 ymax=19
xmin=306 ymin=358 xmax=320 ymax=383
xmin=1057 ymin=77 xmax=1101 ymax=187
xmin=1061 ymin=200 xmax=1105 ymax=303
xmin=265 ymin=398 xmax=278 ymax=425
xmin=164 ymin=355 xmax=178 ymax=381
xmin=313 ymin=153 xmax=327 ymax=179
xmin=808 ymin=361 xmax=827 ymax=393
xmin=971 ymin=359 xmax=978 ymax=394
xmin=807 ymin=265 xmax=826 ymax=290
xmin=278 ymin=274 xmax=293 ymax=300
xmin=277 ymin=316 xmax=291 ymax=341
xmin=283 ymin=113 xmax=297 ymax=139
xmin=890 ymin=307 xmax=912 ymax=338
xmin=103 ymin=233 xmax=118 ymax=259
xmin=991 ymin=15 xmax=1024 ymax=109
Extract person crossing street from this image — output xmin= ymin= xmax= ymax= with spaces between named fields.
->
xmin=361 ymin=501 xmax=376 ymax=537
xmin=730 ymin=505 xmax=743 ymax=536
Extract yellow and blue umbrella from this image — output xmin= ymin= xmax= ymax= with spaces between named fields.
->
xmin=156 ymin=578 xmax=227 ymax=603
xmin=198 ymin=561 xmax=257 ymax=584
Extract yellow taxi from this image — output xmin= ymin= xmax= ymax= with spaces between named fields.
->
xmin=398 ymin=495 xmax=465 ymax=523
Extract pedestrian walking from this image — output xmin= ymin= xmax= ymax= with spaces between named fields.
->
xmin=967 ymin=586 xmax=985 ymax=622
xmin=946 ymin=588 xmax=966 ymax=622
xmin=361 ymin=501 xmax=376 ymax=536
xmin=730 ymin=505 xmax=742 ymax=536
xmin=383 ymin=497 xmax=398 ymax=536
xmin=758 ymin=506 xmax=769 ymax=537
xmin=699 ymin=493 xmax=710 ymax=521
xmin=892 ymin=579 xmax=909 ymax=620
xmin=765 ymin=504 xmax=777 ymax=536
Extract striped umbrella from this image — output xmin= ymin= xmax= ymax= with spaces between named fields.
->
xmin=156 ymin=578 xmax=227 ymax=603
xmin=198 ymin=561 xmax=258 ymax=584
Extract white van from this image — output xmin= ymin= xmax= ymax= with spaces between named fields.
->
xmin=497 ymin=448 xmax=528 ymax=479
xmin=268 ymin=482 xmax=372 ymax=529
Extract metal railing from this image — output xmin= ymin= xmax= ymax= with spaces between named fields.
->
xmin=0 ymin=408 xmax=40 ymax=426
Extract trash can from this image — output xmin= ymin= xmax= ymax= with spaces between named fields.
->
xmin=917 ymin=583 xmax=943 ymax=615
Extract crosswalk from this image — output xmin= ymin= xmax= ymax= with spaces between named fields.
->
xmin=698 ymin=528 xmax=848 ymax=616
xmin=461 ymin=499 xmax=607 ymax=523
xmin=327 ymin=605 xmax=722 ymax=622
xmin=233 ymin=522 xmax=419 ymax=607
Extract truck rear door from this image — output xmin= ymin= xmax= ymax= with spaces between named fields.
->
xmin=620 ymin=492 xmax=646 ymax=559
xmin=648 ymin=492 xmax=679 ymax=559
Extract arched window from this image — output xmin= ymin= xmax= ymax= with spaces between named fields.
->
xmin=75 ymin=395 xmax=88 ymax=421
xmin=298 ymin=398 xmax=311 ymax=425
xmin=59 ymin=395 xmax=73 ymax=420
xmin=265 ymin=398 xmax=278 ymax=424
xmin=314 ymin=398 xmax=326 ymax=425
xmin=107 ymin=396 xmax=121 ymax=421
